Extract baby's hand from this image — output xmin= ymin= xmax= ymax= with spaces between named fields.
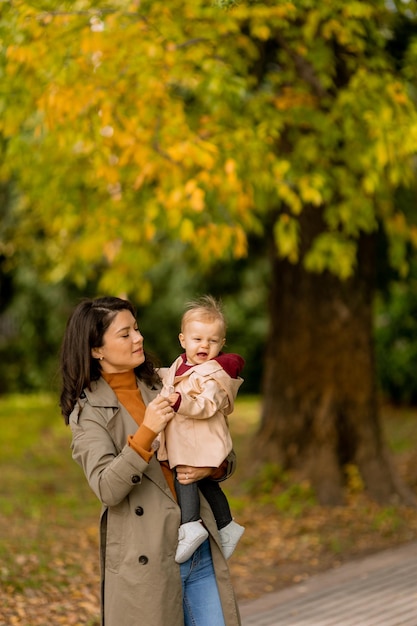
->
xmin=168 ymin=392 xmax=180 ymax=406
xmin=160 ymin=385 xmax=180 ymax=408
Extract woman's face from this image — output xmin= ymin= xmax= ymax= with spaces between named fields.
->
xmin=92 ymin=309 xmax=145 ymax=374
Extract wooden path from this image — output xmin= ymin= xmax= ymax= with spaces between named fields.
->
xmin=239 ymin=541 xmax=417 ymax=626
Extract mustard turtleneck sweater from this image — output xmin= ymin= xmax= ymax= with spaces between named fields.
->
xmin=101 ymin=369 xmax=177 ymax=498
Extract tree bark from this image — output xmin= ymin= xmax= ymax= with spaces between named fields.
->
xmin=257 ymin=208 xmax=415 ymax=506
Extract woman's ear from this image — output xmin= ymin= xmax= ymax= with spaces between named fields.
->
xmin=91 ymin=347 xmax=102 ymax=360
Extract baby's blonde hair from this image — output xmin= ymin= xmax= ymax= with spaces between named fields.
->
xmin=181 ymin=295 xmax=226 ymax=336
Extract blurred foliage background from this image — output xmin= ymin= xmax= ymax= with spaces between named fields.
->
xmin=2 ymin=238 xmax=417 ymax=403
xmin=0 ymin=244 xmax=269 ymax=394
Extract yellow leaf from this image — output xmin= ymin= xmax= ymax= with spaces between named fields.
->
xmin=233 ymin=226 xmax=248 ymax=257
xmin=274 ymin=214 xmax=299 ymax=263
xmin=180 ymin=218 xmax=195 ymax=242
xmin=251 ymin=24 xmax=271 ymax=40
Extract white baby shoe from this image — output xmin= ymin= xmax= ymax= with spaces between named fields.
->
xmin=219 ymin=520 xmax=245 ymax=559
xmin=175 ymin=521 xmax=209 ymax=564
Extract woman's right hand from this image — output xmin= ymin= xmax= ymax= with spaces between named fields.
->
xmin=142 ymin=395 xmax=174 ymax=434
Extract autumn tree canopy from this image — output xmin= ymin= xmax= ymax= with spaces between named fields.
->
xmin=2 ymin=0 xmax=417 ymax=298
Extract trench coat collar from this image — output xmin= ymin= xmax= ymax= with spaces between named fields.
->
xmin=164 ymin=355 xmax=226 ymax=385
xmin=83 ymin=375 xmax=158 ymax=416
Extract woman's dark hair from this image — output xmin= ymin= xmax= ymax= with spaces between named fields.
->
xmin=59 ymin=296 xmax=161 ymax=424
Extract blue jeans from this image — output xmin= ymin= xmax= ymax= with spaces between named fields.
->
xmin=180 ymin=538 xmax=226 ymax=626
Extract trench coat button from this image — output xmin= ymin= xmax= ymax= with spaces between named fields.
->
xmin=138 ymin=555 xmax=148 ymax=565
xmin=131 ymin=474 xmax=141 ymax=484
xmin=135 ymin=506 xmax=144 ymax=516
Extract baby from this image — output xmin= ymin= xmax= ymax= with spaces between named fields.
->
xmin=158 ymin=295 xmax=245 ymax=563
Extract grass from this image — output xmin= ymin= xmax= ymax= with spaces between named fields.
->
xmin=0 ymin=394 xmax=99 ymax=606
xmin=0 ymin=393 xmax=97 ymax=523
xmin=381 ymin=402 xmax=417 ymax=453
xmin=0 ymin=395 xmax=102 ymax=625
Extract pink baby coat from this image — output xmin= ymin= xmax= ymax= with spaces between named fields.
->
xmin=158 ymin=356 xmax=243 ymax=468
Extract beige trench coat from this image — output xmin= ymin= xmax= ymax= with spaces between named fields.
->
xmin=69 ymin=376 xmax=241 ymax=626
xmin=158 ymin=357 xmax=243 ymax=468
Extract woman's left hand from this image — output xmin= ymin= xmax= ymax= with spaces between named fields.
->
xmin=176 ymin=465 xmax=215 ymax=484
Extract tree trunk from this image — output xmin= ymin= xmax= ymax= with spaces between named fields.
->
xmin=257 ymin=209 xmax=414 ymax=506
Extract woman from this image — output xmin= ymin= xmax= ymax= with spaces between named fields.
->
xmin=59 ymin=296 xmax=241 ymax=626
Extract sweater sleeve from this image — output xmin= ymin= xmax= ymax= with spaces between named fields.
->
xmin=127 ymin=424 xmax=158 ymax=463
xmin=213 ymin=353 xmax=245 ymax=378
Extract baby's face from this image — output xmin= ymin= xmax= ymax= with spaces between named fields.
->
xmin=179 ymin=320 xmax=225 ymax=365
